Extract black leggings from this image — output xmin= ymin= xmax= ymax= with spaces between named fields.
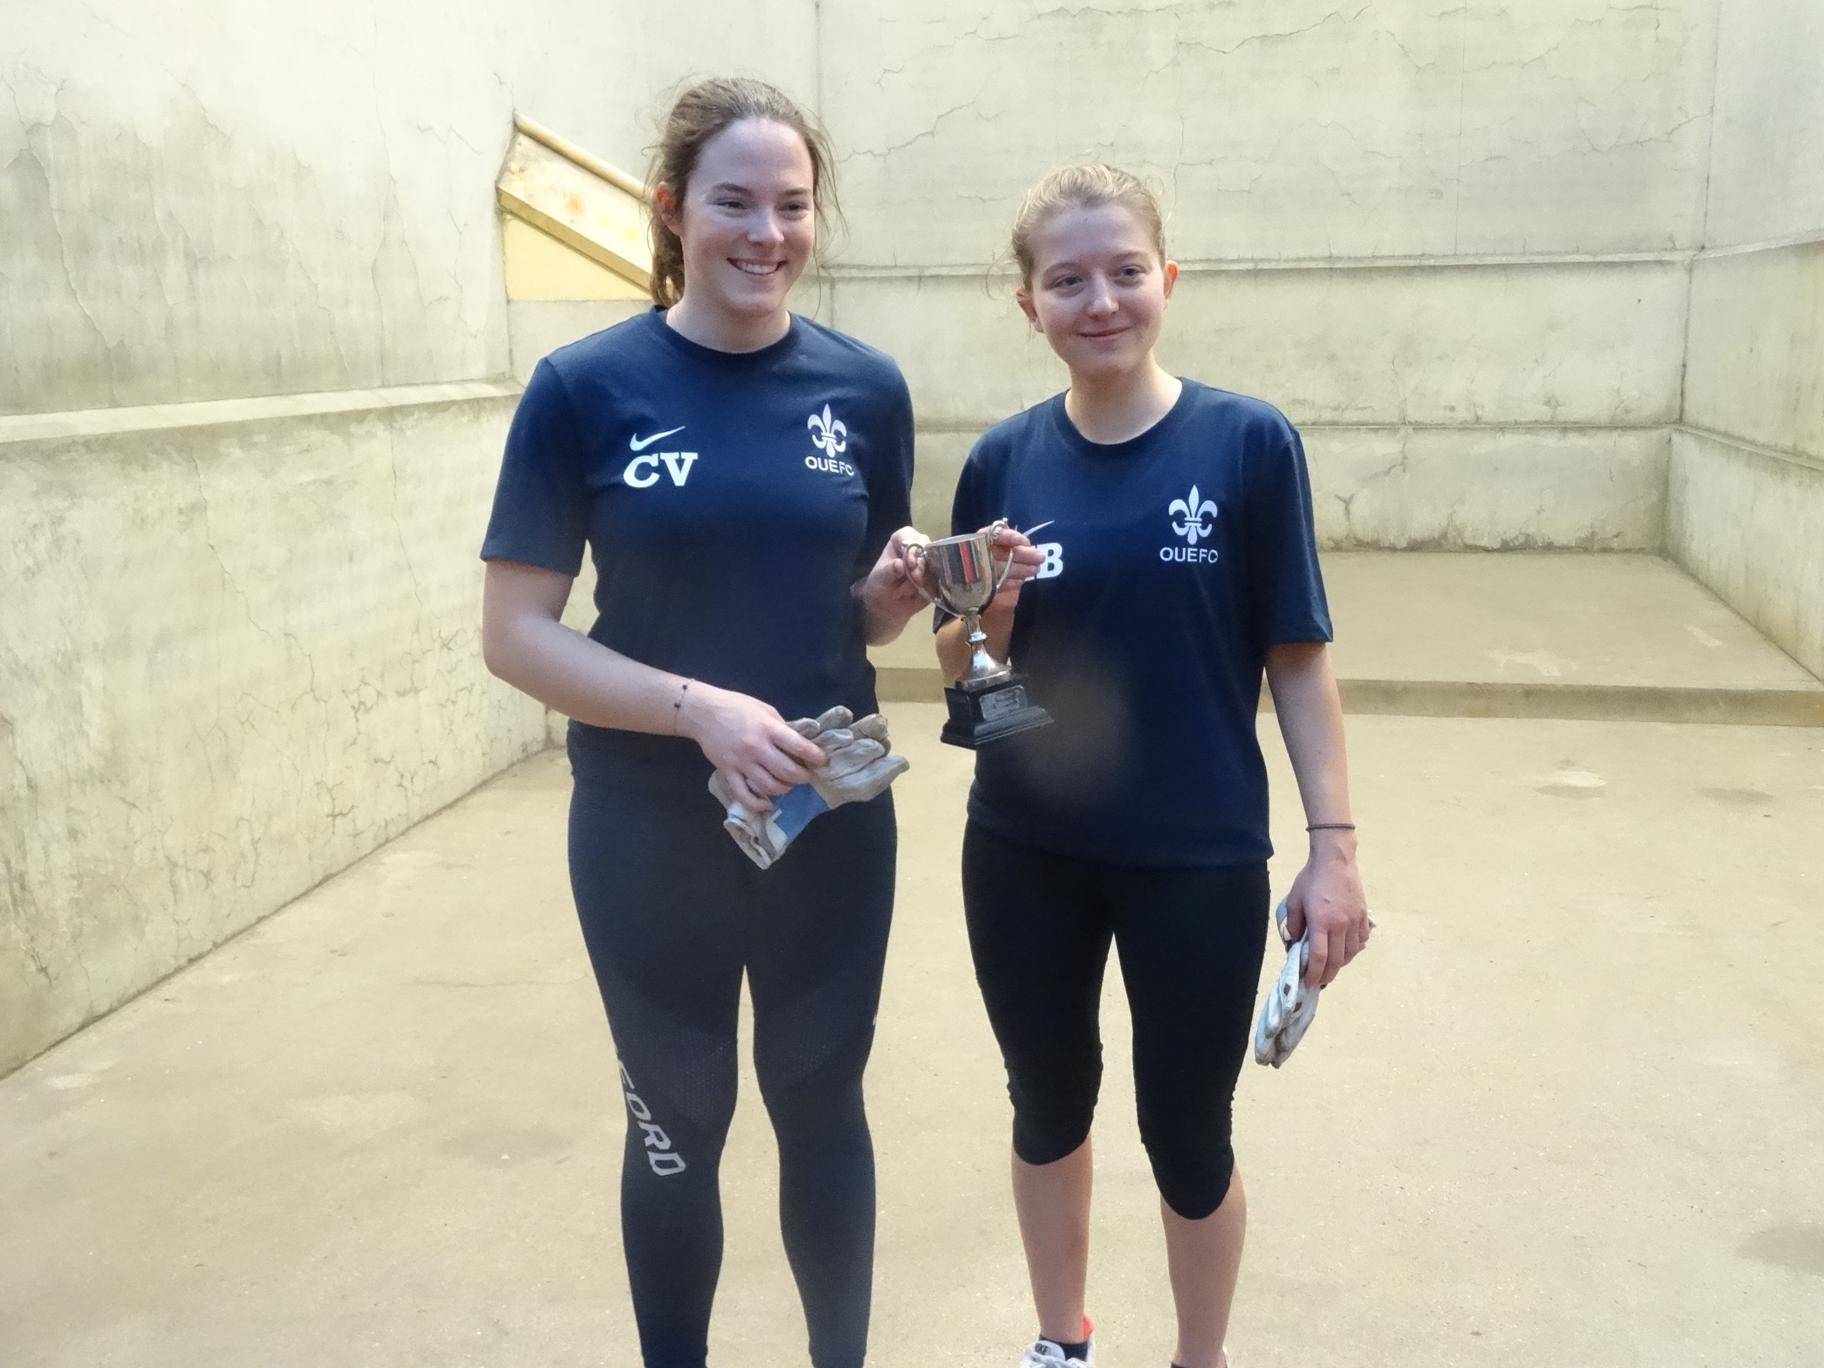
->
xmin=568 ymin=744 xmax=896 ymax=1368
xmin=962 ymin=820 xmax=1270 ymax=1220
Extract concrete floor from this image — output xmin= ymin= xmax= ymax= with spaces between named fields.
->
xmin=4 ymin=697 xmax=1824 ymax=1367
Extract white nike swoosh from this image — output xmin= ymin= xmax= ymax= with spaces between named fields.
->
xmin=629 ymin=426 xmax=685 ymax=452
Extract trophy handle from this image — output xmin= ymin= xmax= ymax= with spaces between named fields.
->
xmin=986 ymin=519 xmax=1015 ymax=597
xmin=903 ymin=542 xmax=941 ymax=608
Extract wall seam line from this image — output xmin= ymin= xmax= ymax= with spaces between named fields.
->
xmin=1675 ymin=424 xmax=1824 ymax=477
xmin=914 ymin=420 xmax=1679 ymax=436
xmin=1679 ymin=0 xmax=1728 ymax=442
xmin=0 ymin=381 xmax=524 ymax=446
xmin=1695 ymin=230 xmax=1824 ymax=259
xmin=826 ymin=253 xmax=1695 ymax=280
xmin=814 ymin=0 xmax=836 ymax=335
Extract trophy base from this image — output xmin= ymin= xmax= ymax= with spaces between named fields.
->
xmin=939 ymin=678 xmax=1053 ymax=749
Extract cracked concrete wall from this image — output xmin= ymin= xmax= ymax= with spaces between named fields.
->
xmin=1700 ymin=0 xmax=1824 ymax=249
xmin=0 ymin=394 xmax=541 ymax=1073
xmin=838 ymin=263 xmax=1688 ymax=430
xmin=1668 ymin=431 xmax=1824 ymax=679
xmin=1669 ymin=0 xmax=1824 ymax=679
xmin=818 ymin=0 xmax=1720 ymax=549
xmin=899 ymin=426 xmax=1667 ymax=561
xmin=825 ymin=0 xmax=1717 ymax=266
xmin=0 ymin=0 xmax=817 ymax=415
xmin=839 ymin=261 xmax=1682 ymax=550
xmin=0 ymin=1 xmax=820 ymax=1072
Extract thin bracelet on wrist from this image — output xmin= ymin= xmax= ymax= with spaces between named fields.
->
xmin=671 ymin=678 xmax=694 ymax=735
xmin=1306 ymin=822 xmax=1356 ymax=832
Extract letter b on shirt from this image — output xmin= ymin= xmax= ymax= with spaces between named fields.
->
xmin=1035 ymin=542 xmax=1065 ymax=580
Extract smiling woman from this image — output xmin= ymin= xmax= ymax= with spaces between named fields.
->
xmin=644 ymin=77 xmax=838 ymax=352
xmin=478 ymin=76 xmax=932 ymax=1368
xmin=935 ymin=163 xmax=1373 ymax=1368
xmin=654 ymin=117 xmax=815 ymax=350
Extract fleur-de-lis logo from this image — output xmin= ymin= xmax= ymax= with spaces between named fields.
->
xmin=808 ymin=404 xmax=848 ymax=457
xmin=1168 ymin=485 xmax=1219 ymax=544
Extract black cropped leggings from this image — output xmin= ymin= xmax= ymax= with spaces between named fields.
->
xmin=962 ymin=820 xmax=1271 ymax=1220
xmin=568 ymin=744 xmax=896 ymax=1368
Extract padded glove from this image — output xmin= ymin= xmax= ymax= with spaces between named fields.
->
xmin=1254 ymin=899 xmax=1320 ymax=1068
xmin=709 ymin=707 xmax=909 ymax=870
xmin=1253 ymin=897 xmax=1376 ymax=1067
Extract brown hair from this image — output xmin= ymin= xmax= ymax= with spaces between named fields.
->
xmin=1009 ymin=162 xmax=1167 ymax=288
xmin=644 ymin=77 xmax=839 ymax=308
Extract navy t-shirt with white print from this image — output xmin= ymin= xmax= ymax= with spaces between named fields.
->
xmin=482 ymin=309 xmax=913 ymax=764
xmin=950 ymin=380 xmax=1331 ymax=867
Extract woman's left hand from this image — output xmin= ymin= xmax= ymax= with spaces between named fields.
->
xmin=858 ymin=526 xmax=933 ymax=621
xmin=1282 ymin=839 xmax=1370 ymax=989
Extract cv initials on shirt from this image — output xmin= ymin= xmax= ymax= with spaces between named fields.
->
xmin=623 ymin=450 xmax=700 ymax=488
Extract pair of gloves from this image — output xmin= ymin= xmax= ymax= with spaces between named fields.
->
xmin=1253 ymin=897 xmax=1377 ymax=1068
xmin=708 ymin=707 xmax=910 ymax=870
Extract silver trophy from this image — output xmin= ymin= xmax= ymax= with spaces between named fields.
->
xmin=909 ymin=525 xmax=1052 ymax=748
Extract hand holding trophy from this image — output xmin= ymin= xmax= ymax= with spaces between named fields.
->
xmin=910 ymin=521 xmax=1053 ymax=748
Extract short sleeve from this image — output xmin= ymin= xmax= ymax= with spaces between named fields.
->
xmin=949 ymin=441 xmax=989 ymax=537
xmin=853 ymin=370 xmax=915 ymax=580
xmin=479 ymin=358 xmax=590 ymax=576
xmin=1245 ymin=417 xmax=1334 ymax=647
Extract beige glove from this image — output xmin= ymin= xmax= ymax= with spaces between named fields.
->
xmin=800 ymin=707 xmax=910 ymax=805
xmin=708 ymin=708 xmax=909 ymax=870
xmin=1254 ymin=899 xmax=1320 ymax=1068
xmin=1254 ymin=897 xmax=1375 ymax=1068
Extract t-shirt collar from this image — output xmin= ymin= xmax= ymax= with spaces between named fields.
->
xmin=1046 ymin=380 xmax=1195 ymax=458
xmin=644 ymin=306 xmax=804 ymax=368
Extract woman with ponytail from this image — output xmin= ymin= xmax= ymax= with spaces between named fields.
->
xmin=480 ymin=77 xmax=929 ymax=1368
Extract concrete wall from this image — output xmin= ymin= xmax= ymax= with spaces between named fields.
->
xmin=0 ymin=390 xmax=533 ymax=1066
xmin=8 ymin=0 xmax=1817 ymax=1074
xmin=1670 ymin=0 xmax=1824 ymax=678
xmin=0 ymin=2 xmax=818 ymax=1074
xmin=820 ymin=0 xmax=1721 ymax=551
xmin=0 ymin=0 xmax=816 ymax=414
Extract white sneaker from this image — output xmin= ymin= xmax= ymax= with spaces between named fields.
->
xmin=1020 ymin=1337 xmax=1093 ymax=1368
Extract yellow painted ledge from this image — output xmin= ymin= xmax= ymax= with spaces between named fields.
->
xmin=502 ymin=219 xmax=647 ymax=301
xmin=498 ymin=116 xmax=652 ymax=296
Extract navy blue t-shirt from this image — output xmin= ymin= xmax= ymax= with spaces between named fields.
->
xmin=949 ymin=380 xmax=1331 ymax=867
xmin=482 ymin=309 xmax=913 ymax=763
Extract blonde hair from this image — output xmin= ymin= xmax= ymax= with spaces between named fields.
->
xmin=1009 ymin=162 xmax=1166 ymax=287
xmin=644 ymin=77 xmax=839 ymax=309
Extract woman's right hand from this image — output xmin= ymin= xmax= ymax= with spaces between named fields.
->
xmin=984 ymin=526 xmax=1045 ymax=620
xmin=677 ymin=682 xmax=828 ymax=812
